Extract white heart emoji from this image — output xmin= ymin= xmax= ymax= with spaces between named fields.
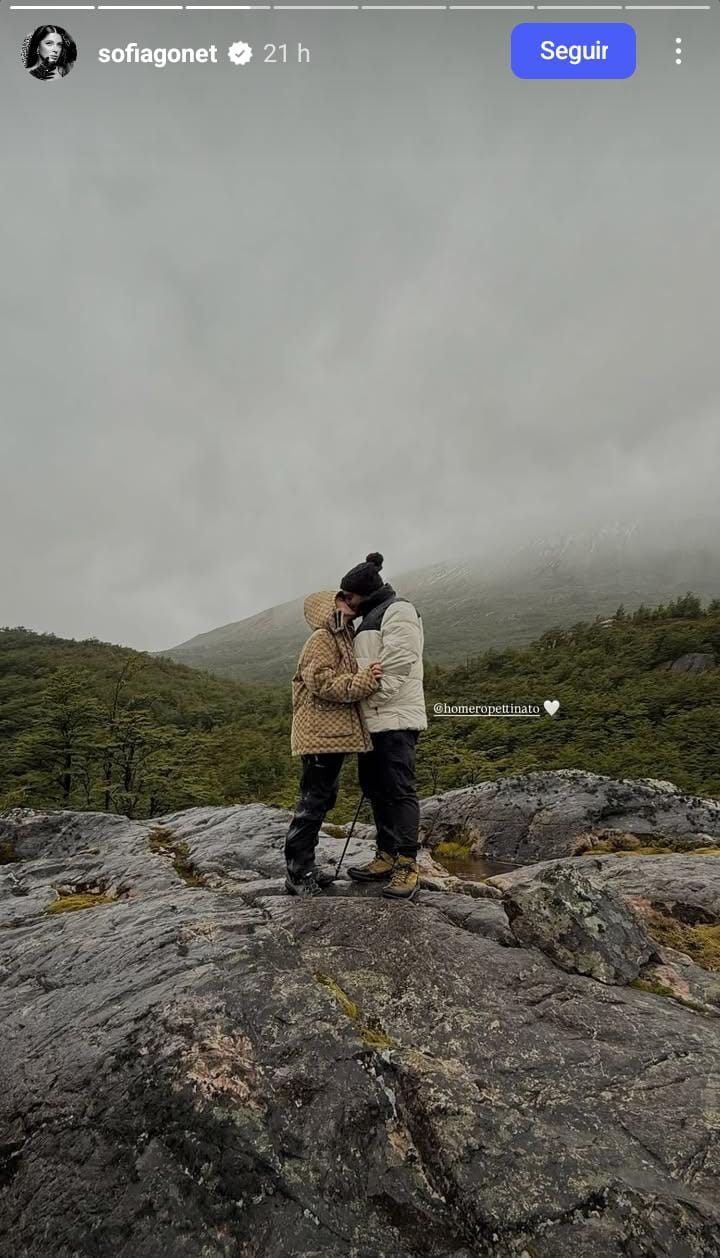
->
xmin=544 ymin=699 xmax=560 ymax=716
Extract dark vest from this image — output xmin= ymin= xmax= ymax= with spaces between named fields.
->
xmin=355 ymin=587 xmax=412 ymax=637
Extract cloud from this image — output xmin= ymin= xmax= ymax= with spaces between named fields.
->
xmin=2 ymin=13 xmax=719 ymax=648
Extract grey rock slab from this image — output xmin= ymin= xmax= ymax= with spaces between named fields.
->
xmin=157 ymin=802 xmax=378 ymax=882
xmin=286 ymin=898 xmax=720 ymax=1254
xmin=415 ymin=891 xmax=515 ymax=946
xmin=419 ymin=771 xmax=720 ymax=864
xmin=2 ymin=806 xmax=720 ymax=1257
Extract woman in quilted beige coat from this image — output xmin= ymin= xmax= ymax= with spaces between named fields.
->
xmin=284 ymin=590 xmax=382 ymax=897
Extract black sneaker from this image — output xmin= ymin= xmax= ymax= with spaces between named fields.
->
xmin=285 ymin=869 xmax=324 ymax=897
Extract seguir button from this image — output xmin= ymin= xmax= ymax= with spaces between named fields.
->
xmin=511 ymin=22 xmax=636 ymax=79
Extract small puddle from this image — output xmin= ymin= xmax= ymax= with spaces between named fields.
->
xmin=437 ymin=854 xmax=519 ymax=882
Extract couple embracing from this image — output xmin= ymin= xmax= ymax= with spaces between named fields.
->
xmin=284 ymin=552 xmax=427 ymax=900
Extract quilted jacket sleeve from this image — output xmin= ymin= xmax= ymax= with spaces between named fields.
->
xmin=301 ymin=632 xmax=379 ymax=704
xmin=376 ymin=602 xmax=422 ymax=701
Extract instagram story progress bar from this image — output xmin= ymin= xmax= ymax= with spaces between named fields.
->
xmin=7 ymin=2 xmax=714 ymax=9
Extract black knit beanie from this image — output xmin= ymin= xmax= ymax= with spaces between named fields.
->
xmin=340 ymin=552 xmax=385 ymax=597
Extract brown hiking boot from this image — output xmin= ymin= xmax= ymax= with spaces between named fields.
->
xmin=346 ymin=848 xmax=396 ymax=882
xmin=382 ymin=855 xmax=419 ymax=900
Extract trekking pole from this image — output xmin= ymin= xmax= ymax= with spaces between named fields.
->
xmin=334 ymin=793 xmax=365 ymax=880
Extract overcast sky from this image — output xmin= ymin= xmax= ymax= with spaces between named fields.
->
xmin=2 ymin=8 xmax=719 ymax=650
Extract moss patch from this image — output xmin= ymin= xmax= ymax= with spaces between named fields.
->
xmin=623 ymin=845 xmax=720 ymax=857
xmin=434 ymin=839 xmax=475 ymax=859
xmin=46 ymin=876 xmax=126 ymax=914
xmin=315 ymin=971 xmax=397 ymax=1051
xmin=631 ymin=977 xmax=675 ymax=998
xmin=47 ymin=892 xmax=116 ymax=914
xmin=644 ymin=908 xmax=720 ymax=972
xmin=590 ymin=834 xmax=642 ymax=854
xmin=591 ymin=834 xmax=720 ymax=857
xmin=148 ymin=826 xmax=207 ymax=887
xmin=0 ymin=839 xmax=17 ymax=865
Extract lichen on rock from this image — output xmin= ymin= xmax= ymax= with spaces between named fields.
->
xmin=502 ymin=864 xmax=656 ymax=984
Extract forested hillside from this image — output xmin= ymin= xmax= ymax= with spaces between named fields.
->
xmin=423 ymin=595 xmax=720 ymax=799
xmin=0 ymin=629 xmax=295 ymax=818
xmin=2 ymin=594 xmax=719 ymax=825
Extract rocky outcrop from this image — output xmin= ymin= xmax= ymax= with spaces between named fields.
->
xmin=2 ymin=803 xmax=720 ymax=1258
xmin=488 ymin=855 xmax=720 ymax=1011
xmin=419 ymin=770 xmax=720 ymax=864
xmin=487 ymin=853 xmax=720 ymax=924
xmin=501 ymin=865 xmax=656 ymax=984
xmin=658 ymin=652 xmax=717 ymax=674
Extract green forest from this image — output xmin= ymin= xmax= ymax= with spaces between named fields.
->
xmin=1 ymin=592 xmax=719 ymax=825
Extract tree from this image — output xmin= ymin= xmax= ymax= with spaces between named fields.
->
xmin=11 ymin=669 xmax=100 ymax=806
xmin=666 ymin=592 xmax=703 ymax=619
xmin=98 ymin=656 xmax=149 ymax=811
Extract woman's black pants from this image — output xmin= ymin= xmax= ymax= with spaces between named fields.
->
xmin=284 ymin=753 xmax=345 ymax=878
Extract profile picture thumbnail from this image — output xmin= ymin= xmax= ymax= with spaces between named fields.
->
xmin=23 ymin=25 xmax=77 ymax=81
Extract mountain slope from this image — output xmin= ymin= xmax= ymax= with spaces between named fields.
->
xmin=160 ymin=527 xmax=720 ymax=682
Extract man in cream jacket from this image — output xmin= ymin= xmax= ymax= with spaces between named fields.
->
xmin=339 ymin=552 xmax=427 ymax=901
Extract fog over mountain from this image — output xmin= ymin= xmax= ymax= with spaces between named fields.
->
xmin=161 ymin=520 xmax=720 ymax=681
xmin=2 ymin=12 xmax=719 ymax=649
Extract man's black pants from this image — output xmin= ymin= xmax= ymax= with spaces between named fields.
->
xmin=358 ymin=729 xmax=420 ymax=860
xmin=285 ymin=753 xmax=344 ymax=878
